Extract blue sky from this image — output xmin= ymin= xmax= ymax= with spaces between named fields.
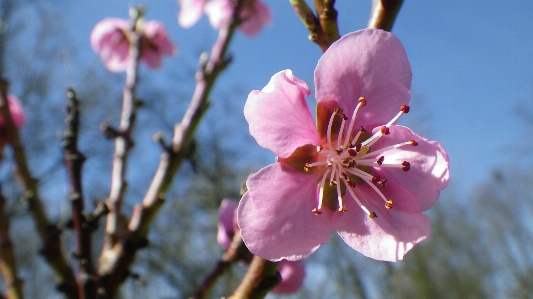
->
xmin=62 ymin=0 xmax=533 ymax=196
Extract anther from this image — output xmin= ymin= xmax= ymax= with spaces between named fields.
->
xmin=377 ymin=156 xmax=384 ymax=166
xmin=342 ymin=172 xmax=348 ymax=180
xmin=400 ymin=104 xmax=410 ymax=113
xmin=378 ymin=179 xmax=387 ymax=187
xmin=317 ymin=145 xmax=323 ymax=152
xmin=369 ymin=212 xmax=378 ymax=218
xmin=380 ymin=126 xmax=390 ymax=135
xmin=338 ymin=206 xmax=348 ymax=212
xmin=304 ymin=163 xmax=311 ymax=172
xmin=358 ymin=97 xmax=367 ymax=107
xmin=348 ymin=149 xmax=357 ymax=156
xmin=359 ymin=126 xmax=366 ymax=132
xmin=402 ymin=161 xmax=411 ymax=172
xmin=385 ymin=200 xmax=393 ymax=209
xmin=348 ymin=161 xmax=356 ymax=168
xmin=312 ymin=208 xmax=322 ymax=215
xmin=408 ymin=140 xmax=418 ymax=146
xmin=334 ymin=107 xmax=342 ymax=114
xmin=336 ymin=149 xmax=343 ymax=155
xmin=355 ymin=144 xmax=362 ymax=152
xmin=329 ymin=180 xmax=337 ymax=186
xmin=347 ymin=181 xmax=356 ymax=188
xmin=371 ymin=176 xmax=380 ymax=184
xmin=341 ymin=113 xmax=348 ymax=120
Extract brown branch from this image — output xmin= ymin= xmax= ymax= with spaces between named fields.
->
xmin=0 ymin=185 xmax=24 ymax=299
xmin=228 ymin=256 xmax=280 ymax=299
xmin=96 ymin=1 xmax=251 ymax=297
xmin=290 ymin=0 xmax=339 ymax=52
xmin=190 ymin=232 xmax=253 ymax=299
xmin=367 ymin=0 xmax=404 ymax=31
xmin=0 ymin=78 xmax=77 ymax=299
xmin=104 ymin=6 xmax=144 ymax=251
xmin=62 ymin=88 xmax=97 ymax=299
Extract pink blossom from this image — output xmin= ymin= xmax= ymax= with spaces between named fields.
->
xmin=217 ymin=199 xmax=305 ymax=294
xmin=238 ymin=29 xmax=450 ymax=262
xmin=90 ymin=18 xmax=176 ymax=72
xmin=178 ymin=0 xmax=270 ymax=36
xmin=0 ymin=95 xmax=25 ymax=145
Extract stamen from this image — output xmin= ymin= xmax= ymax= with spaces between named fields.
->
xmin=385 ymin=200 xmax=393 ymax=209
xmin=343 ymin=178 xmax=376 ymax=218
xmin=327 ymin=108 xmax=341 ymax=150
xmin=343 ymin=98 xmax=366 ymax=148
xmin=360 ymin=140 xmax=416 ymax=159
xmin=336 ymin=176 xmax=347 ymax=212
xmin=314 ymin=168 xmax=331 ymax=215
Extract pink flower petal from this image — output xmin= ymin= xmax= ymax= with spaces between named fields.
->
xmin=334 ymin=182 xmax=430 ymax=261
xmin=90 ymin=18 xmax=128 ymax=52
xmin=143 ymin=21 xmax=177 ymax=56
xmin=217 ymin=199 xmax=238 ymax=250
xmin=237 ymin=163 xmax=334 ymax=261
xmin=178 ymin=0 xmax=206 ymax=28
xmin=204 ymin=0 xmax=234 ymax=30
xmin=315 ymin=29 xmax=412 ymax=130
xmin=244 ymin=70 xmax=321 ymax=158
xmin=272 ymin=260 xmax=306 ymax=294
xmin=239 ymin=0 xmax=271 ymax=37
xmin=370 ymin=125 xmax=450 ymax=211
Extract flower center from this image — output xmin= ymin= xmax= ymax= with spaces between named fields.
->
xmin=305 ymin=97 xmax=417 ymax=218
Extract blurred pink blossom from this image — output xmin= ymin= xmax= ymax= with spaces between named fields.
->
xmin=238 ymin=29 xmax=450 ymax=262
xmin=217 ymin=199 xmax=305 ymax=294
xmin=90 ymin=18 xmax=176 ymax=72
xmin=178 ymin=0 xmax=270 ymax=36
xmin=0 ymin=95 xmax=25 ymax=145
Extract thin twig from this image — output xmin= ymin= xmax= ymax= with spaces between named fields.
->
xmin=228 ymin=256 xmax=280 ymax=299
xmin=367 ymin=0 xmax=404 ymax=31
xmin=104 ymin=6 xmax=143 ymax=250
xmin=0 ymin=185 xmax=24 ymax=299
xmin=0 ymin=78 xmax=77 ymax=299
xmin=96 ymin=1 xmax=251 ymax=297
xmin=62 ymin=88 xmax=97 ymax=299
xmin=190 ymin=232 xmax=253 ymax=299
xmin=290 ymin=0 xmax=339 ymax=52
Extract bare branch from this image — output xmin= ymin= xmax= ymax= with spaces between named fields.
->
xmin=104 ymin=6 xmax=144 ymax=251
xmin=96 ymin=1 xmax=251 ymax=297
xmin=367 ymin=0 xmax=404 ymax=31
xmin=228 ymin=256 xmax=280 ymax=299
xmin=62 ymin=88 xmax=97 ymax=299
xmin=290 ymin=0 xmax=339 ymax=52
xmin=0 ymin=185 xmax=24 ymax=299
xmin=0 ymin=77 xmax=77 ymax=299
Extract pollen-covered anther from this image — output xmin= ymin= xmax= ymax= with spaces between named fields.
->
xmin=317 ymin=145 xmax=323 ymax=152
xmin=378 ymin=179 xmax=387 ymax=187
xmin=380 ymin=126 xmax=390 ymax=135
xmin=312 ymin=208 xmax=322 ymax=215
xmin=369 ymin=212 xmax=378 ymax=218
xmin=329 ymin=180 xmax=337 ymax=187
xmin=358 ymin=97 xmax=367 ymax=107
xmin=400 ymin=104 xmax=410 ymax=113
xmin=385 ymin=200 xmax=393 ymax=209
xmin=402 ymin=161 xmax=411 ymax=172
xmin=408 ymin=140 xmax=418 ymax=146
xmin=334 ymin=107 xmax=342 ymax=114
xmin=377 ymin=156 xmax=385 ymax=166
xmin=304 ymin=163 xmax=311 ymax=172
xmin=359 ymin=126 xmax=366 ymax=132
xmin=338 ymin=206 xmax=348 ymax=212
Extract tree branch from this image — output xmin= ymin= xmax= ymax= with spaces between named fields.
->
xmin=0 ymin=77 xmax=77 ymax=299
xmin=96 ymin=1 xmax=251 ymax=297
xmin=290 ymin=0 xmax=339 ymax=52
xmin=367 ymin=0 xmax=404 ymax=31
xmin=62 ymin=88 xmax=97 ymax=299
xmin=0 ymin=185 xmax=24 ymax=299
xmin=104 ymin=6 xmax=143 ymax=250
xmin=228 ymin=256 xmax=280 ymax=299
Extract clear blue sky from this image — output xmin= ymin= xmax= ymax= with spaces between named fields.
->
xmin=62 ymin=0 xmax=533 ymax=196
